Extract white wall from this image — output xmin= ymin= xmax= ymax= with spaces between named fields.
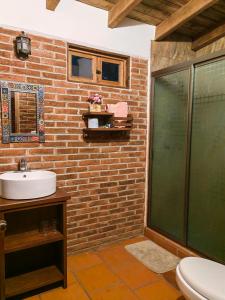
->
xmin=0 ymin=0 xmax=155 ymax=58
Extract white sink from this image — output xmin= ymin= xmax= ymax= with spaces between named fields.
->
xmin=0 ymin=170 xmax=56 ymax=200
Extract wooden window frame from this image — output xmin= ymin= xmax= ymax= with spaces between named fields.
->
xmin=97 ymin=56 xmax=126 ymax=87
xmin=68 ymin=46 xmax=128 ymax=88
xmin=68 ymin=50 xmax=97 ymax=84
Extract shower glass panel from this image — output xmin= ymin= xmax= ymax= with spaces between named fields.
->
xmin=188 ymin=60 xmax=225 ymax=262
xmin=149 ymin=70 xmax=190 ymax=242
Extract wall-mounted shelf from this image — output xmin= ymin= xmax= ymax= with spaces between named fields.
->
xmin=84 ymin=127 xmax=131 ymax=131
xmin=82 ymin=112 xmax=133 ymax=138
xmin=82 ymin=112 xmax=113 ymax=118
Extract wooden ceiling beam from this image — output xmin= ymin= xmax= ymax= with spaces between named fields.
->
xmin=155 ymin=0 xmax=219 ymax=41
xmin=78 ymin=0 xmax=112 ymax=11
xmin=78 ymin=0 xmax=161 ymax=26
xmin=46 ymin=0 xmax=61 ymax=11
xmin=192 ymin=22 xmax=225 ymax=51
xmin=108 ymin=0 xmax=142 ymax=28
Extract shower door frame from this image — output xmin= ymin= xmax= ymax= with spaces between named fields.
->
xmin=147 ymin=49 xmax=225 ymax=261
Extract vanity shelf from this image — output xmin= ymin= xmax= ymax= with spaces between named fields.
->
xmin=5 ymin=265 xmax=63 ymax=298
xmin=0 ymin=190 xmax=69 ymax=300
xmin=5 ymin=230 xmax=64 ymax=254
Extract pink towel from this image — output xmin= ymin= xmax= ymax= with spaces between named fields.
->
xmin=106 ymin=102 xmax=128 ymax=117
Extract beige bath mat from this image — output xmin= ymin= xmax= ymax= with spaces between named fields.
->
xmin=125 ymin=240 xmax=180 ymax=274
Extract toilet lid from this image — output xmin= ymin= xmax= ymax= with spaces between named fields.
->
xmin=179 ymin=257 xmax=225 ymax=300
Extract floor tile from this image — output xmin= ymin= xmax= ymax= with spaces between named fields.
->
xmin=97 ymin=245 xmax=137 ymax=270
xmin=40 ymin=282 xmax=89 ymax=300
xmin=67 ymin=271 xmax=77 ymax=286
xmin=114 ymin=261 xmax=159 ymax=289
xmin=76 ymin=263 xmax=119 ymax=293
xmin=163 ymin=270 xmax=179 ymax=289
xmin=68 ymin=252 xmax=102 ymax=272
xmin=135 ymin=279 xmax=183 ymax=300
xmin=91 ymin=283 xmax=139 ymax=300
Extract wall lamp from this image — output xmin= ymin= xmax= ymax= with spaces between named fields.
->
xmin=15 ymin=31 xmax=31 ymax=60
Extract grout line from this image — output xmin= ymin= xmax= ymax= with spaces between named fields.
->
xmin=69 ymin=259 xmax=125 ymax=298
xmin=67 ymin=261 xmax=103 ymax=273
xmin=71 ymin=246 xmax=129 ymax=298
xmin=162 ymin=272 xmax=181 ymax=292
xmin=93 ymin=244 xmax=157 ymax=298
xmin=70 ymin=270 xmax=92 ymax=300
xmin=94 ymin=252 xmax=139 ymax=298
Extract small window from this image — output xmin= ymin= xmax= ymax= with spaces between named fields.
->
xmin=68 ymin=47 xmax=128 ymax=88
xmin=102 ymin=62 xmax=119 ymax=82
xmin=69 ymin=50 xmax=97 ymax=83
xmin=72 ymin=56 xmax=92 ymax=78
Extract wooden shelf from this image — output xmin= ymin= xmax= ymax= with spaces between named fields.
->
xmin=5 ymin=265 xmax=63 ymax=298
xmin=82 ymin=112 xmax=132 ymax=138
xmin=83 ymin=127 xmax=131 ymax=132
xmin=82 ymin=112 xmax=113 ymax=117
xmin=0 ymin=192 xmax=68 ymax=299
xmin=5 ymin=230 xmax=64 ymax=254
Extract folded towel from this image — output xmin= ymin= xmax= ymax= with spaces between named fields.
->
xmin=106 ymin=102 xmax=128 ymax=118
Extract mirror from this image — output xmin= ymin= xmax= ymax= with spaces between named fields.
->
xmin=11 ymin=92 xmax=37 ymax=134
xmin=0 ymin=81 xmax=45 ymax=143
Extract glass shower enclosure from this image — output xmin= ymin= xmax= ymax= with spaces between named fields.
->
xmin=148 ymin=57 xmax=225 ymax=263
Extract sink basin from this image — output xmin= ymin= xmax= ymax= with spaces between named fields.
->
xmin=0 ymin=170 xmax=56 ymax=200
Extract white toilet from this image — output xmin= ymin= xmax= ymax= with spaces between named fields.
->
xmin=176 ymin=257 xmax=225 ymax=300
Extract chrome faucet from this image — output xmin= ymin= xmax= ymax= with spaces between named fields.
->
xmin=19 ymin=158 xmax=29 ymax=172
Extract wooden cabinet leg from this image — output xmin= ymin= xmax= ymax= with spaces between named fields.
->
xmin=0 ymin=218 xmax=7 ymax=300
xmin=62 ymin=203 xmax=67 ymax=289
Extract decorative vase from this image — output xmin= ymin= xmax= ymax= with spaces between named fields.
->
xmin=89 ymin=104 xmax=101 ymax=112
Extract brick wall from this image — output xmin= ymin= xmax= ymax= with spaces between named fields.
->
xmin=0 ymin=27 xmax=149 ymax=253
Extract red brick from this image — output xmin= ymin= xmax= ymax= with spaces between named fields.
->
xmin=55 ymin=53 xmax=66 ymax=60
xmin=0 ymin=74 xmax=26 ymax=81
xmin=0 ymin=65 xmax=10 ymax=72
xmin=0 ymin=35 xmax=11 ymax=43
xmin=29 ymin=34 xmax=54 ymax=44
xmin=26 ymin=62 xmax=54 ymax=72
xmin=54 ymin=40 xmax=66 ymax=47
xmin=26 ymin=77 xmax=53 ymax=85
xmin=12 ymin=68 xmax=40 ymax=77
xmin=0 ymin=42 xmax=13 ymax=51
xmin=42 ymin=72 xmax=66 ymax=80
xmin=41 ymin=57 xmax=66 ymax=67
xmin=42 ymin=43 xmax=66 ymax=54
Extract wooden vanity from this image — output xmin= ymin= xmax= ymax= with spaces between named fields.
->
xmin=0 ymin=190 xmax=70 ymax=299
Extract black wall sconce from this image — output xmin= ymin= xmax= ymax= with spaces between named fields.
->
xmin=15 ymin=31 xmax=31 ymax=60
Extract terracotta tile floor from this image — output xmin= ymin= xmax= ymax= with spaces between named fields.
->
xmin=25 ymin=236 xmax=185 ymax=300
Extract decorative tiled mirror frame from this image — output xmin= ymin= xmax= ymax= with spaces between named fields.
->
xmin=0 ymin=81 xmax=45 ymax=143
